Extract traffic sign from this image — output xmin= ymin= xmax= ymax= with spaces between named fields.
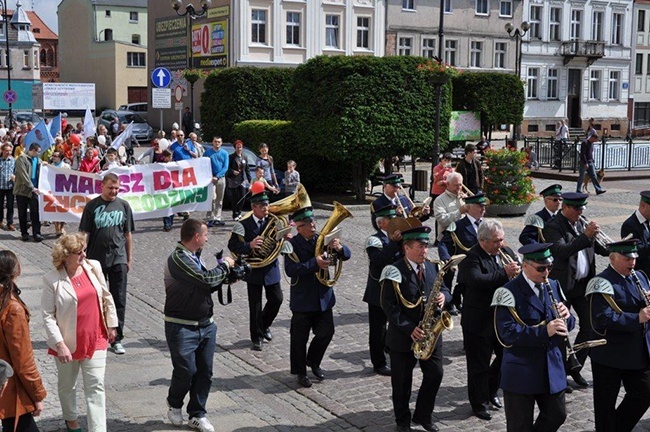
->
xmin=174 ymin=85 xmax=183 ymax=103
xmin=151 ymin=67 xmax=172 ymax=88
xmin=3 ymin=90 xmax=17 ymax=104
xmin=152 ymin=88 xmax=171 ymax=109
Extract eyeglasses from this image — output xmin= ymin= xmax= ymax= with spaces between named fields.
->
xmin=531 ymin=264 xmax=553 ymax=273
xmin=75 ymin=249 xmax=87 ymax=255
xmin=546 ymin=198 xmax=562 ymax=202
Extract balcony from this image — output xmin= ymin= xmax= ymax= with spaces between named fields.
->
xmin=560 ymin=40 xmax=605 ymax=66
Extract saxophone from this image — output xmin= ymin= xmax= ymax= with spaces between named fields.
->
xmin=413 ymin=254 xmax=466 ymax=360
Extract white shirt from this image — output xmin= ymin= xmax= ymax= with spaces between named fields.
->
xmin=466 ymin=214 xmax=481 ymax=234
xmin=433 ymin=189 xmax=465 ymax=235
xmin=407 ymin=258 xmax=424 ymax=280
xmin=635 ymin=209 xmax=649 ymax=231
xmin=573 ymin=222 xmax=590 ymax=280
xmin=544 ymin=208 xmax=557 ymax=219
xmin=522 ymin=272 xmax=542 ymax=298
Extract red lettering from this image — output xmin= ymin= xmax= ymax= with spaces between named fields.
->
xmin=153 ymin=171 xmax=171 ymax=191
xmin=182 ymin=168 xmax=198 ymax=187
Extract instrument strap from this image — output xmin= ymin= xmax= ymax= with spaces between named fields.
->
xmin=217 ymin=284 xmax=232 ymax=306
xmin=588 ymin=293 xmax=623 ymax=337
xmin=493 ymin=306 xmax=546 ymax=349
xmin=537 ymin=227 xmax=546 ymax=242
xmin=392 ymin=280 xmax=422 ymax=309
xmin=450 ymin=232 xmax=471 ymax=252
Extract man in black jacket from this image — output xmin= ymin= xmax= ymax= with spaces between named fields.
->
xmin=620 ymin=190 xmax=650 ymax=275
xmin=576 ymin=133 xmax=606 ymax=195
xmin=455 ymin=144 xmax=483 ymax=195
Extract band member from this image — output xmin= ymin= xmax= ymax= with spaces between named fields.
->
xmin=284 ymin=207 xmax=351 ymax=388
xmin=433 ymin=172 xmax=467 ymax=237
xmin=457 ymin=219 xmax=519 ymax=421
xmin=228 ymin=191 xmax=283 ymax=351
xmin=381 ymin=225 xmax=451 ymax=432
xmin=519 ymin=184 xmax=563 ymax=246
xmin=621 ymin=191 xmax=650 ymax=275
xmin=492 ymin=242 xmax=575 ymax=432
xmin=364 ymin=205 xmax=402 ymax=376
xmin=543 ymin=192 xmax=608 ymax=388
xmin=586 ymin=239 xmax=650 ymax=432
xmin=371 ymin=174 xmax=429 ymax=230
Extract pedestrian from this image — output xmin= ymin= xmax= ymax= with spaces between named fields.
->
xmin=49 ymin=151 xmax=71 ymax=237
xmin=41 ymin=233 xmax=118 ymax=432
xmin=227 ymin=140 xmax=252 ymax=221
xmin=102 ymin=148 xmax=121 ymax=171
xmin=79 ymin=173 xmax=135 ymax=355
xmin=14 ymin=143 xmax=42 ymax=242
xmin=256 ymin=143 xmax=279 ymax=195
xmin=476 ymin=134 xmax=491 ymax=156
xmin=182 ymin=107 xmax=193 ymax=136
xmin=170 ymin=131 xmax=198 ymax=161
xmin=576 ymin=133 xmax=606 ymax=195
xmin=78 ymin=147 xmax=100 ymax=173
xmin=0 ymin=250 xmax=47 ymax=432
xmin=203 ymin=137 xmax=228 ymax=227
xmin=283 ymin=160 xmax=300 ymax=197
xmin=109 ymin=117 xmax=120 ymax=140
xmin=164 ymin=218 xmax=234 ymax=432
xmin=0 ymin=142 xmax=16 ymax=232
xmin=455 ymin=144 xmax=483 ymax=195
xmin=253 ymin=167 xmax=280 ymax=195
xmin=160 ymin=150 xmax=175 ymax=232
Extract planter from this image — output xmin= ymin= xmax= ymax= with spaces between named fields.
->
xmin=486 ymin=203 xmax=531 ymax=217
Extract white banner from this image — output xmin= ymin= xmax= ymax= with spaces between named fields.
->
xmin=39 ymin=158 xmax=212 ymax=223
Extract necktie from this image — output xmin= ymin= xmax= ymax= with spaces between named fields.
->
xmin=258 ymin=219 xmax=265 ymax=233
xmin=535 ymin=283 xmax=545 ymax=305
xmin=644 ymin=221 xmax=650 ymax=233
xmin=417 ymin=265 xmax=423 ymax=281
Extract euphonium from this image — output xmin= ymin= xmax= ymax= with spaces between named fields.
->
xmin=413 ymin=254 xmax=465 ymax=360
xmin=315 ymin=201 xmax=353 ymax=287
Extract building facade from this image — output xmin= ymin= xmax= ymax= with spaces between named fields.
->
xmin=58 ymin=0 xmax=147 ymax=110
xmin=631 ymin=0 xmax=650 ymax=136
xmin=27 ymin=11 xmax=59 ymax=83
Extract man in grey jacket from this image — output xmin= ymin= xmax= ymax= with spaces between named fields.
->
xmin=13 ymin=143 xmax=42 ymax=242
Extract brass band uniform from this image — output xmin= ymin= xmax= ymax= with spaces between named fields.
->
xmin=381 ymin=225 xmax=450 ymax=432
xmin=586 ymin=239 xmax=650 ymax=432
xmin=492 ymin=242 xmax=575 ymax=432
xmin=371 ymin=174 xmax=429 ymax=230
xmin=518 ymin=184 xmax=562 ymax=246
xmin=620 ymin=191 xmax=650 ymax=275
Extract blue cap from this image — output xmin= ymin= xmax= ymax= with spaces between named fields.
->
xmin=382 ymin=174 xmax=403 ymax=185
xmin=561 ymin=192 xmax=588 ymax=210
xmin=250 ymin=191 xmax=269 ymax=204
xmin=374 ymin=204 xmax=398 ymax=218
xmin=465 ymin=192 xmax=488 ymax=206
xmin=608 ymin=239 xmax=639 ymax=258
xmin=401 ymin=225 xmax=431 ymax=243
xmin=640 ymin=191 xmax=650 ymax=205
xmin=540 ymin=184 xmax=562 ymax=197
xmin=291 ymin=206 xmax=314 ymax=223
xmin=518 ymin=242 xmax=554 ymax=264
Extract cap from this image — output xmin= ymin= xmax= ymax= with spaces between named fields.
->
xmin=291 ymin=206 xmax=314 ymax=223
xmin=249 ymin=191 xmax=269 ymax=204
xmin=465 ymin=192 xmax=488 ymax=206
xmin=401 ymin=225 xmax=431 ymax=243
xmin=374 ymin=204 xmax=397 ymax=218
xmin=0 ymin=359 xmax=13 ymax=385
xmin=608 ymin=239 xmax=639 ymax=258
xmin=540 ymin=184 xmax=562 ymax=197
xmin=640 ymin=191 xmax=650 ymax=205
xmin=518 ymin=242 xmax=554 ymax=265
xmin=382 ymin=174 xmax=403 ymax=186
xmin=562 ymin=192 xmax=588 ymax=210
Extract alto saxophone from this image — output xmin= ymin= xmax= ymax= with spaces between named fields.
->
xmin=413 ymin=254 xmax=466 ymax=360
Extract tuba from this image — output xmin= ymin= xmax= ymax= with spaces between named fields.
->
xmin=233 ymin=184 xmax=311 ymax=268
xmin=315 ymin=201 xmax=353 ymax=287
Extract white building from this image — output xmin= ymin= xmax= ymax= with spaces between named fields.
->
xmin=521 ymin=0 xmax=632 ymax=138
xmin=631 ymin=0 xmax=650 ymax=135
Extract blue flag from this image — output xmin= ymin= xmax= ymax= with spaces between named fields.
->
xmin=48 ymin=114 xmax=61 ymax=139
xmin=24 ymin=121 xmax=56 ymax=153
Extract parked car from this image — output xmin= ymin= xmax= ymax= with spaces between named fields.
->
xmin=97 ymin=109 xmax=154 ymax=144
xmin=118 ymin=102 xmax=148 ymax=121
xmin=4 ymin=111 xmax=41 ymax=127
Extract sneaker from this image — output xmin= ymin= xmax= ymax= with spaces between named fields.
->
xmin=206 ymin=220 xmax=216 ymax=228
xmin=6 ymin=224 xmax=15 ymax=231
xmin=111 ymin=342 xmax=126 ymax=355
xmin=166 ymin=401 xmax=184 ymax=426
xmin=188 ymin=416 xmax=215 ymax=432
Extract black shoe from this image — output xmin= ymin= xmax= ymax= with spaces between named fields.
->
xmin=571 ymin=371 xmax=589 ymax=388
xmin=33 ymin=234 xmax=43 ymax=242
xmin=251 ymin=341 xmax=262 ymax=351
xmin=206 ymin=220 xmax=216 ymax=228
xmin=596 ymin=189 xmax=607 ymax=195
xmin=263 ymin=328 xmax=273 ymax=342
xmin=412 ymin=417 xmax=438 ymax=431
xmin=297 ymin=374 xmax=312 ymax=388
xmin=311 ymin=366 xmax=325 ymax=381
xmin=490 ymin=396 xmax=502 ymax=409
xmin=21 ymin=235 xmax=30 ymax=242
xmin=163 ymin=226 xmax=172 ymax=232
xmin=474 ymin=409 xmax=492 ymax=421
xmin=395 ymin=425 xmax=411 ymax=432
xmin=216 ymin=220 xmax=226 ymax=226
xmin=448 ymin=305 xmax=459 ymax=316
xmin=373 ymin=365 xmax=391 ymax=376
xmin=565 ymin=382 xmax=574 ymax=393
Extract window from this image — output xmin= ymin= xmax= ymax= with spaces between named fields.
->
xmin=636 ymin=53 xmax=644 ymax=75
xmin=129 ymin=11 xmax=138 ymax=22
xmin=592 ymin=11 xmax=603 ymax=41
xmin=639 ymin=10 xmax=646 ymax=32
xmin=494 ymin=42 xmax=506 ymax=68
xmin=609 ymin=71 xmax=620 ymax=100
xmin=105 ymin=10 xmax=111 ymax=17
xmin=590 ymin=70 xmax=601 ymax=100
xmin=422 ymin=38 xmax=435 ymax=58
xmin=398 ymin=37 xmax=413 ymax=55
xmin=476 ymin=0 xmax=489 ymax=16
xmin=647 ymin=54 xmax=650 ymax=74
xmin=529 ymin=6 xmax=542 ymax=39
xmin=325 ymin=15 xmax=339 ymax=48
xmin=570 ymin=10 xmax=581 ymax=40
xmin=357 ymin=17 xmax=370 ymax=49
xmin=634 ymin=102 xmax=650 ymax=126
xmin=470 ymin=41 xmax=482 ymax=67
xmin=252 ymin=9 xmax=267 ymax=44
xmin=286 ymin=12 xmax=301 ymax=46
xmin=127 ymin=52 xmax=146 ymax=67
xmin=33 ymin=50 xmax=38 ymax=69
xmin=22 ymin=50 xmax=29 ymax=68
xmin=0 ymin=49 xmax=4 ymax=68
xmin=527 ymin=68 xmax=538 ymax=99
xmin=403 ymin=0 xmax=414 ymax=10
xmin=547 ymin=69 xmax=558 ymax=99
xmin=104 ymin=29 xmax=113 ymax=41
xmin=445 ymin=40 xmax=457 ymax=66
xmin=444 ymin=0 xmax=453 ymax=13
xmin=132 ymin=34 xmax=140 ymax=45
xmin=549 ymin=7 xmax=561 ymax=42
xmin=0 ymin=22 xmax=4 ymax=37
xmin=611 ymin=13 xmax=623 ymax=45
xmin=499 ymin=0 xmax=512 ymax=17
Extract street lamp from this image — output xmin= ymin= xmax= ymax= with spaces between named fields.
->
xmin=505 ymin=21 xmax=530 ymax=143
xmin=170 ymin=0 xmax=211 ymax=129
xmin=1 ymin=1 xmax=13 ymax=129
xmin=428 ymin=0 xmax=446 ymax=192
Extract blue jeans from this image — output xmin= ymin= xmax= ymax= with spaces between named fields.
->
xmin=165 ymin=321 xmax=216 ymax=418
xmin=163 ymin=215 xmax=174 ymax=229
xmin=576 ymin=162 xmax=603 ymax=193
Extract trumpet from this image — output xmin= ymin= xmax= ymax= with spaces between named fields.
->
xmin=499 ymin=248 xmax=521 ymax=279
xmin=579 ymin=215 xmax=615 ymax=248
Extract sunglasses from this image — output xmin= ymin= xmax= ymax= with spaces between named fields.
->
xmin=546 ymin=198 xmax=562 ymax=202
xmin=531 ymin=264 xmax=553 ymax=273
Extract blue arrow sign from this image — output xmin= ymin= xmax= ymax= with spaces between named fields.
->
xmin=151 ymin=67 xmax=171 ymax=88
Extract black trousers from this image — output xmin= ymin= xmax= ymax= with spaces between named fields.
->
xmin=565 ymin=281 xmax=592 ymax=371
xmin=504 ymin=390 xmax=566 ymax=432
xmin=103 ymin=263 xmax=128 ymax=341
xmin=592 ymin=362 xmax=650 ymax=432
xmin=463 ymin=329 xmax=503 ymax=412
xmin=16 ymin=194 xmax=40 ymax=237
xmin=1 ymin=413 xmax=40 ymax=432
xmin=290 ymin=309 xmax=334 ymax=375
xmin=389 ymin=346 xmax=443 ymax=427
xmin=367 ymin=303 xmax=388 ymax=369
xmin=246 ymin=282 xmax=283 ymax=343
xmin=0 ymin=188 xmax=14 ymax=225
xmin=229 ymin=185 xmax=246 ymax=218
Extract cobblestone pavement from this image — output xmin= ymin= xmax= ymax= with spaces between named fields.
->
xmin=2 ymin=174 xmax=650 ymax=431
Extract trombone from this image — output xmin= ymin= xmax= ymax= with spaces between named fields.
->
xmin=397 ymin=184 xmax=432 ymax=218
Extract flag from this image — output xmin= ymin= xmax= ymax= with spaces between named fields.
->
xmin=48 ymin=114 xmax=62 ymax=138
xmin=24 ymin=121 xmax=55 ymax=153
xmin=83 ymin=106 xmax=96 ymax=142
xmin=111 ymin=122 xmax=135 ymax=150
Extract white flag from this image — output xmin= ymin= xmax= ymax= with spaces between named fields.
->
xmin=83 ymin=106 xmax=96 ymax=143
xmin=111 ymin=121 xmax=135 ymax=150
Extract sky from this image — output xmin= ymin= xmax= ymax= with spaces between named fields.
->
xmin=19 ymin=0 xmax=60 ymax=34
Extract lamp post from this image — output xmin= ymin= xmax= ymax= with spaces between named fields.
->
xmin=1 ymin=1 xmax=13 ymax=129
xmin=427 ymin=0 xmax=446 ymax=198
xmin=170 ymin=0 xmax=211 ymax=129
xmin=505 ymin=21 xmax=529 ymax=144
